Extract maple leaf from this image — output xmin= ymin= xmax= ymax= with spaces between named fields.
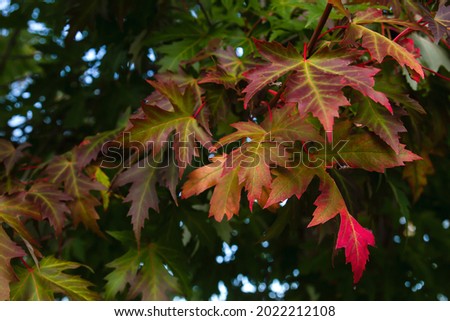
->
xmin=199 ymin=46 xmax=245 ymax=88
xmin=86 ymin=165 xmax=111 ymax=210
xmin=264 ymin=166 xmax=316 ymax=208
xmin=0 ymin=139 xmax=30 ymax=175
xmin=354 ymin=96 xmax=406 ymax=154
xmin=216 ymin=109 xmax=315 ymax=211
xmin=68 ymin=196 xmax=103 ymax=234
xmin=350 ymin=8 xmax=418 ymax=26
xmin=158 ymin=38 xmax=205 ymax=72
xmin=105 ymin=244 xmax=184 ymax=300
xmin=182 ymin=155 xmax=226 ymax=199
xmin=264 ymin=164 xmax=375 ymax=282
xmin=209 ymin=166 xmax=243 ymax=220
xmin=0 ymin=194 xmax=41 ymax=245
xmin=0 ymin=177 xmax=25 ymax=195
xmin=403 ymin=152 xmax=435 ymax=202
xmin=328 ymin=0 xmax=350 ymax=18
xmin=183 ymin=105 xmax=321 ymax=219
xmin=26 ymin=183 xmax=72 ymax=236
xmin=260 ymin=104 xmax=323 ymax=143
xmin=182 ymin=155 xmax=242 ymax=221
xmin=424 ymin=4 xmax=450 ymax=43
xmin=242 ymin=40 xmax=392 ymax=136
xmin=115 ymin=157 xmax=159 ymax=245
xmin=344 ymin=10 xmax=424 ymax=78
xmin=10 ymin=256 xmax=99 ymax=300
xmin=75 ymin=128 xmax=123 ymax=169
xmin=157 ymin=157 xmax=181 ymax=204
xmin=308 ymin=169 xmax=347 ymax=226
xmin=126 ymin=80 xmax=212 ymax=176
xmin=265 ymin=166 xmax=345 ymax=226
xmin=336 ymin=209 xmax=375 ymax=283
xmin=0 ymin=226 xmax=26 ymax=301
xmin=142 ymin=71 xmax=202 ymax=113
xmin=315 ymin=121 xmax=420 ymax=172
xmin=46 ymin=155 xmax=105 ymax=234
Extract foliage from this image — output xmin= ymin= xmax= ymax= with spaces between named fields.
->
xmin=0 ymin=0 xmax=449 ymax=300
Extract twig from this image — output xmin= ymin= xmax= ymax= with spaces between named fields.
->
xmin=422 ymin=65 xmax=450 ymax=82
xmin=247 ymin=17 xmax=263 ymax=37
xmin=197 ymin=0 xmax=212 ymax=27
xmin=307 ymin=3 xmax=333 ymax=57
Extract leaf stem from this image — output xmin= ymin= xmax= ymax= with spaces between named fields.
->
xmin=247 ymin=17 xmax=263 ymax=37
xmin=193 ymin=100 xmax=206 ymax=118
xmin=317 ymin=25 xmax=348 ymax=41
xmin=421 ymin=65 xmax=450 ymax=82
xmin=20 ymin=257 xmax=34 ymax=272
xmin=268 ymin=75 xmax=289 ymax=110
xmin=197 ymin=1 xmax=213 ymax=27
xmin=307 ymin=3 xmax=333 ymax=57
xmin=392 ymin=27 xmax=414 ymax=43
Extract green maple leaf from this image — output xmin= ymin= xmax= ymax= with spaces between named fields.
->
xmin=105 ymin=244 xmax=184 ymax=300
xmin=0 ymin=226 xmax=26 ymax=300
xmin=315 ymin=120 xmax=420 ymax=172
xmin=354 ymin=96 xmax=406 ymax=154
xmin=10 ymin=256 xmax=99 ymax=300
xmin=199 ymin=46 xmax=246 ymax=88
xmin=158 ymin=38 xmax=205 ymax=72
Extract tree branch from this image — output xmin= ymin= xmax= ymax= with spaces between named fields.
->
xmin=307 ymin=3 xmax=333 ymax=57
xmin=197 ymin=0 xmax=212 ymax=27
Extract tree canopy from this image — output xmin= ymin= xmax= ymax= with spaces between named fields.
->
xmin=0 ymin=0 xmax=449 ymax=300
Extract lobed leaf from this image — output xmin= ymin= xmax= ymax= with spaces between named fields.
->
xmin=0 ymin=226 xmax=26 ymax=300
xmin=27 ymin=183 xmax=72 ymax=236
xmin=115 ymin=158 xmax=159 ymax=245
xmin=243 ymin=39 xmax=391 ymax=136
xmin=10 ymin=256 xmax=99 ymax=300
xmin=343 ymin=24 xmax=424 ymax=78
xmin=336 ymin=209 xmax=375 ymax=283
xmin=46 ymin=155 xmax=105 ymax=234
xmin=354 ymin=96 xmax=406 ymax=154
xmin=0 ymin=194 xmax=41 ymax=245
xmin=424 ymin=4 xmax=450 ymax=43
xmin=105 ymin=244 xmax=183 ymax=300
xmin=126 ymin=81 xmax=212 ymax=176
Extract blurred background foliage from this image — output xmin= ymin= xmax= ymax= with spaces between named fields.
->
xmin=0 ymin=0 xmax=449 ymax=300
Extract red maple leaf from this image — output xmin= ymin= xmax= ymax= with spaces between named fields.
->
xmin=336 ymin=209 xmax=375 ymax=283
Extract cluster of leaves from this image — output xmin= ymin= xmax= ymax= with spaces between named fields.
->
xmin=1 ymin=0 xmax=449 ymax=300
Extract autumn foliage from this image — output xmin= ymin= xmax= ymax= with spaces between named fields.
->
xmin=1 ymin=0 xmax=449 ymax=300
